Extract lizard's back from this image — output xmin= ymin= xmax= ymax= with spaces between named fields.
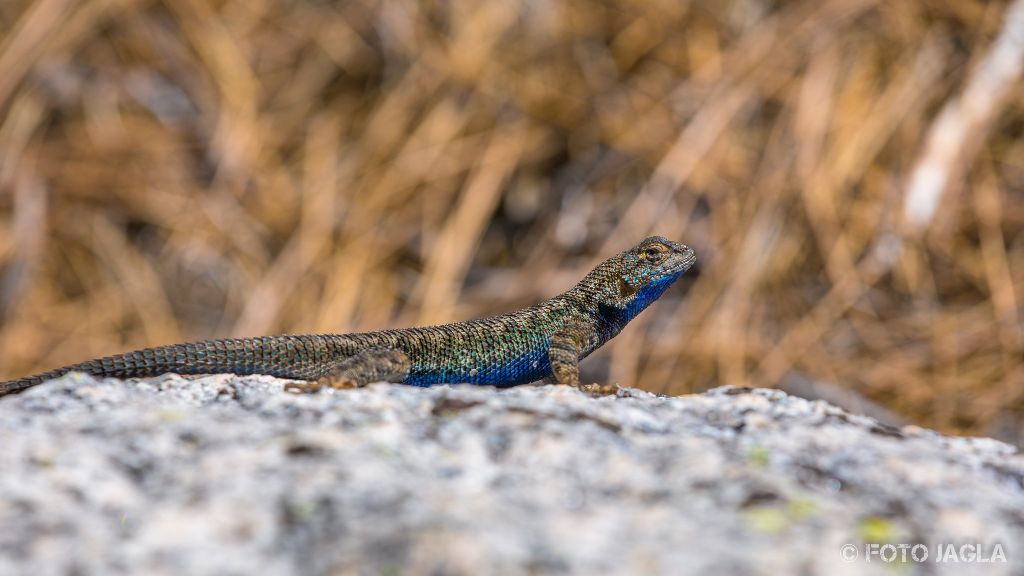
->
xmin=0 ymin=296 xmax=580 ymax=395
xmin=0 ymin=236 xmax=696 ymax=396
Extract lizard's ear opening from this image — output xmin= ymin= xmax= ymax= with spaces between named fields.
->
xmin=617 ymin=277 xmax=638 ymax=299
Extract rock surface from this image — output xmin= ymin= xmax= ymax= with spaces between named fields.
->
xmin=1 ymin=374 xmax=1022 ymax=575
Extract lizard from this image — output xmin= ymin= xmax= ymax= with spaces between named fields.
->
xmin=0 ymin=236 xmax=696 ymax=397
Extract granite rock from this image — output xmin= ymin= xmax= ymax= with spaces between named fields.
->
xmin=1 ymin=374 xmax=1022 ymax=575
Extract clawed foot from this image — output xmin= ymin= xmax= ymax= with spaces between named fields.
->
xmin=285 ymin=376 xmax=360 ymax=394
xmin=285 ymin=381 xmax=320 ymax=394
xmin=578 ymin=382 xmax=622 ymax=396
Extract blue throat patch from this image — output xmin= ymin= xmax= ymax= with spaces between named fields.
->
xmin=622 ymin=271 xmax=683 ymax=322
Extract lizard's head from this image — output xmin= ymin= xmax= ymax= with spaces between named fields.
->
xmin=577 ymin=236 xmax=697 ymax=320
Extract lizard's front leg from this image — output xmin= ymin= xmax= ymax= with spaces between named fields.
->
xmin=549 ymin=328 xmax=619 ymax=395
xmin=286 ymin=347 xmax=411 ymax=393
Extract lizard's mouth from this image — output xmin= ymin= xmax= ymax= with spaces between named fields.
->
xmin=666 ymin=247 xmax=697 ymax=276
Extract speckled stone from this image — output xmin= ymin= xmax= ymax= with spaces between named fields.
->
xmin=1 ymin=374 xmax=1022 ymax=575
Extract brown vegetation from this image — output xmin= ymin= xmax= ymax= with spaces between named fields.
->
xmin=1 ymin=0 xmax=1022 ymax=438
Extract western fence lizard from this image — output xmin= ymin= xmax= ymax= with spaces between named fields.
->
xmin=0 ymin=237 xmax=696 ymax=396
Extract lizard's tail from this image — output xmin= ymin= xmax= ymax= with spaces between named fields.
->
xmin=0 ymin=369 xmax=71 ymax=396
xmin=0 ymin=336 xmax=336 ymax=397
xmin=0 ymin=358 xmax=140 ymax=397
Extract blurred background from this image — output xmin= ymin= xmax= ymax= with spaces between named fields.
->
xmin=1 ymin=0 xmax=1022 ymax=440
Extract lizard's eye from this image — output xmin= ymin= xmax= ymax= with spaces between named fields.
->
xmin=643 ymin=247 xmax=663 ymax=261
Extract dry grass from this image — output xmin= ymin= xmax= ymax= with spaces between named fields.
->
xmin=1 ymin=0 xmax=1022 ymax=438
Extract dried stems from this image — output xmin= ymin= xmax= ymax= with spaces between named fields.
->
xmin=0 ymin=0 xmax=1022 ymax=437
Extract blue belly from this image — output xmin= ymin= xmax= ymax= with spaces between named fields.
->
xmin=402 ymin=343 xmax=553 ymax=388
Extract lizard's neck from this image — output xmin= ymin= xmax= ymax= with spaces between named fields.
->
xmin=562 ymin=269 xmax=683 ymax=340
xmin=620 ymin=272 xmax=681 ymax=320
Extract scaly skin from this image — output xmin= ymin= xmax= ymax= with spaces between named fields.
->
xmin=0 ymin=237 xmax=696 ymax=396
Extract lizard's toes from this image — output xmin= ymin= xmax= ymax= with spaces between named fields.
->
xmin=578 ymin=383 xmax=621 ymax=396
xmin=317 ymin=375 xmax=360 ymax=390
xmin=285 ymin=380 xmax=322 ymax=394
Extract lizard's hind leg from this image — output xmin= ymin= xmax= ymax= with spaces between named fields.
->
xmin=286 ymin=347 xmax=411 ymax=393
